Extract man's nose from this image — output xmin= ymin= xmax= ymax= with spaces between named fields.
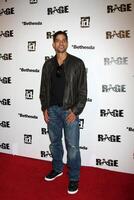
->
xmin=59 ymin=41 xmax=64 ymax=45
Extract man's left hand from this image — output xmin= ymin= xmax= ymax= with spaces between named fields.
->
xmin=66 ymin=111 xmax=76 ymax=123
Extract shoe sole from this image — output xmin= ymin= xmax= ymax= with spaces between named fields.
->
xmin=44 ymin=172 xmax=63 ymax=181
xmin=68 ymin=189 xmax=78 ymax=194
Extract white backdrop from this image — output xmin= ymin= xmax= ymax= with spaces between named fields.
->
xmin=0 ymin=0 xmax=134 ymax=174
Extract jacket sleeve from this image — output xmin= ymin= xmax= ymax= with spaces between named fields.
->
xmin=39 ymin=63 xmax=48 ymax=112
xmin=72 ymin=60 xmax=87 ymax=115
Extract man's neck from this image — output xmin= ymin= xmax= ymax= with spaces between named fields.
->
xmin=56 ymin=52 xmax=68 ymax=65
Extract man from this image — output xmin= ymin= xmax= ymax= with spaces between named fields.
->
xmin=40 ymin=31 xmax=87 ymax=194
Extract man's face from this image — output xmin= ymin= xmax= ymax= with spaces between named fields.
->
xmin=52 ymin=34 xmax=68 ymax=53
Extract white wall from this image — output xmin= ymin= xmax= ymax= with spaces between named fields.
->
xmin=0 ymin=0 xmax=134 ymax=174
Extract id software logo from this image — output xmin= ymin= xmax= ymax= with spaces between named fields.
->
xmin=28 ymin=41 xmax=36 ymax=51
xmin=24 ymin=134 xmax=32 ymax=144
xmin=25 ymin=89 xmax=34 ymax=100
xmin=79 ymin=119 xmax=84 ymax=129
xmin=80 ymin=17 xmax=90 ymax=28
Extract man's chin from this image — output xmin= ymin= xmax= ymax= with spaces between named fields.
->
xmin=56 ymin=50 xmax=66 ymax=53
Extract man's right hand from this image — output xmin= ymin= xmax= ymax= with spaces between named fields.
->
xmin=43 ymin=109 xmax=49 ymax=123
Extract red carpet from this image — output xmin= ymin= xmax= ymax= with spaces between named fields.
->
xmin=0 ymin=153 xmax=134 ymax=200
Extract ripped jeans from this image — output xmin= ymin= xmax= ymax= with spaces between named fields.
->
xmin=47 ymin=105 xmax=81 ymax=181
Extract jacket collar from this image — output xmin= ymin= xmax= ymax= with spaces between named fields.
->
xmin=53 ymin=53 xmax=70 ymax=66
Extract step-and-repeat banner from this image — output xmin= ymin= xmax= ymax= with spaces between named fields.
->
xmin=0 ymin=0 xmax=134 ymax=174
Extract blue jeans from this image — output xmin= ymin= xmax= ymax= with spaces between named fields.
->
xmin=47 ymin=105 xmax=81 ymax=181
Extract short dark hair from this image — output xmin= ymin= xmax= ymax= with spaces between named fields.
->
xmin=53 ymin=31 xmax=68 ymax=42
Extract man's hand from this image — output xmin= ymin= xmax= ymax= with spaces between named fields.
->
xmin=43 ymin=109 xmax=49 ymax=123
xmin=66 ymin=110 xmax=76 ymax=123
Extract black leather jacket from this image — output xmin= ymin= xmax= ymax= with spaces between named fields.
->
xmin=40 ymin=53 xmax=87 ymax=115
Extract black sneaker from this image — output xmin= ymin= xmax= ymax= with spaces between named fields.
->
xmin=44 ymin=170 xmax=63 ymax=181
xmin=68 ymin=181 xmax=79 ymax=194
